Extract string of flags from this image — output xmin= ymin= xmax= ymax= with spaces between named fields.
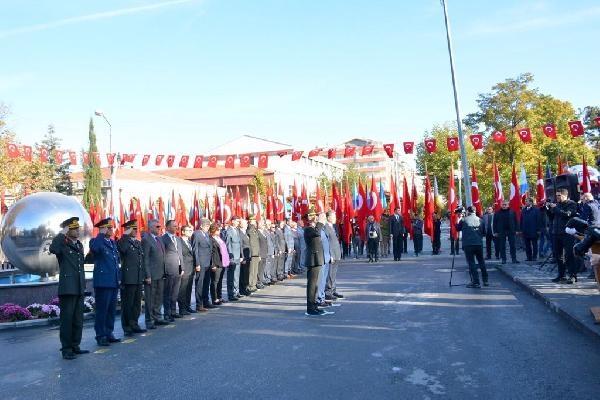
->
xmin=4 ymin=119 xmax=597 ymax=168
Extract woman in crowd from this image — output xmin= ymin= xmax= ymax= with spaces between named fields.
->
xmin=209 ymin=224 xmax=229 ymax=305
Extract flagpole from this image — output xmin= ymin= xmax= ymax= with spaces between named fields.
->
xmin=441 ymin=0 xmax=472 ymax=206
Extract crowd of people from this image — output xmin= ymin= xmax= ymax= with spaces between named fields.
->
xmin=49 ymin=210 xmax=345 ymax=360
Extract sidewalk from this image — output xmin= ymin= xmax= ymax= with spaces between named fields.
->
xmin=494 ymin=259 xmax=600 ymax=340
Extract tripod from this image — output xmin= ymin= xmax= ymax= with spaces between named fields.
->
xmin=448 ymin=251 xmax=467 ymax=287
xmin=537 ymin=251 xmax=555 ymax=271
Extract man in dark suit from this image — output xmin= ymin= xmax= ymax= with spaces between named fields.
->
xmin=162 ymin=220 xmax=183 ymax=322
xmin=481 ymin=207 xmax=496 ymax=260
xmin=49 ymin=217 xmax=89 ymax=360
xmin=142 ymin=219 xmax=168 ymax=328
xmin=226 ymin=217 xmax=243 ymax=300
xmin=117 ymin=220 xmax=146 ymax=336
xmin=493 ymin=201 xmax=520 ymax=264
xmin=275 ymin=221 xmax=286 ymax=280
xmin=304 ymin=210 xmax=332 ymax=316
xmin=389 ymin=207 xmax=404 ymax=261
xmin=90 ymin=218 xmax=121 ymax=346
xmin=520 ymin=198 xmax=542 ymax=261
xmin=238 ymin=218 xmax=251 ymax=295
xmin=178 ymin=224 xmax=196 ymax=314
xmin=247 ymin=216 xmax=261 ymax=292
xmin=191 ymin=218 xmax=213 ymax=310
xmin=324 ymin=211 xmax=343 ymax=301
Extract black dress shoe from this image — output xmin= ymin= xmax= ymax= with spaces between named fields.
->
xmin=155 ymin=319 xmax=170 ymax=325
xmin=124 ymin=331 xmax=134 ymax=337
xmin=97 ymin=338 xmax=110 ymax=346
xmin=204 ymin=304 xmax=216 ymax=309
xmin=147 ymin=324 xmax=157 ymax=329
xmin=173 ymin=313 xmax=183 ymax=318
xmin=325 ymin=295 xmax=337 ymax=301
xmin=466 ymin=283 xmax=481 ymax=288
xmin=73 ymin=348 xmax=90 ymax=355
xmin=181 ymin=311 xmax=190 ymax=316
xmin=483 ymin=282 xmax=489 ymax=287
xmin=187 ymin=308 xmax=197 ymax=314
xmin=228 ymin=297 xmax=239 ymax=301
xmin=108 ymin=337 xmax=122 ymax=343
xmin=132 ymin=327 xmax=147 ymax=333
xmin=168 ymin=317 xmax=175 ymax=322
xmin=62 ymin=351 xmax=77 ymax=360
xmin=333 ymin=292 xmax=344 ymax=299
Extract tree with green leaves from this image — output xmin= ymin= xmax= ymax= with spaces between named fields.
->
xmin=582 ymin=105 xmax=600 ymax=152
xmin=251 ymin=169 xmax=267 ymax=199
xmin=38 ymin=124 xmax=73 ymax=195
xmin=82 ymin=118 xmax=102 ymax=209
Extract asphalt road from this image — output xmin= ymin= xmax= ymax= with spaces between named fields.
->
xmin=1 ymin=253 xmax=600 ymax=400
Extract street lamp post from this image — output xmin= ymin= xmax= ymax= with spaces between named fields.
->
xmin=94 ymin=110 xmax=115 ymax=216
xmin=441 ymin=0 xmax=472 ymax=207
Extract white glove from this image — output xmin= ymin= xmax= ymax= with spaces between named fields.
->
xmin=565 ymin=227 xmax=577 ymax=235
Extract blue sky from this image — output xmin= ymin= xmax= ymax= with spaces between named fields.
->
xmin=1 ymin=0 xmax=598 ymax=156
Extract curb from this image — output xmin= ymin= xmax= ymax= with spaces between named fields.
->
xmin=495 ymin=264 xmax=600 ymax=342
xmin=0 ymin=312 xmax=95 ymax=331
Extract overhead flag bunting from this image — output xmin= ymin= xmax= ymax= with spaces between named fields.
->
xmin=517 ymin=128 xmax=532 ymax=143
xmin=225 ymin=155 xmax=235 ymax=169
xmin=403 ymin=142 xmax=414 ymax=154
xmin=361 ymin=145 xmax=374 ymax=156
xmin=542 ymin=124 xmax=557 ymax=139
xmin=493 ymin=161 xmax=504 ymax=211
xmin=207 ymin=155 xmax=218 ymax=168
xmin=536 ymin=160 xmax=545 ymax=206
xmin=343 ymin=146 xmax=356 ymax=158
xmin=469 ymin=134 xmax=483 ymax=150
xmin=446 ymin=137 xmax=459 ymax=152
xmin=492 ymin=130 xmax=506 ymax=143
xmin=509 ymin=164 xmax=521 ymax=221
xmin=471 ymin=165 xmax=482 ymax=216
xmin=568 ymin=120 xmax=584 ymax=137
xmin=424 ymin=138 xmax=437 ymax=153
xmin=383 ymin=144 xmax=394 ymax=158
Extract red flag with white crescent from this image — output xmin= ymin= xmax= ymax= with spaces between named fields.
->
xmin=106 ymin=153 xmax=116 ymax=166
xmin=193 ymin=155 xmax=203 ymax=168
xmin=517 ymin=128 xmax=532 ymax=143
xmin=403 ymin=142 xmax=414 ymax=154
xmin=291 ymin=151 xmax=303 ymax=161
xmin=207 ymin=155 xmax=218 ymax=168
xmin=179 ymin=155 xmax=189 ymax=168
xmin=492 ymin=130 xmax=506 ymax=143
xmin=225 ymin=155 xmax=235 ymax=169
xmin=424 ymin=138 xmax=437 ymax=153
xmin=471 ymin=165 xmax=482 ymax=216
xmin=240 ymin=154 xmax=251 ymax=167
xmin=155 ymin=155 xmax=164 ymax=166
xmin=142 ymin=154 xmax=151 ymax=166
xmin=361 ymin=145 xmax=374 ymax=156
xmin=542 ymin=124 xmax=557 ymax=139
xmin=258 ymin=153 xmax=269 ymax=168
xmin=23 ymin=145 xmax=33 ymax=161
xmin=469 ymin=134 xmax=483 ymax=150
xmin=54 ymin=149 xmax=64 ymax=164
xmin=446 ymin=137 xmax=459 ymax=152
xmin=343 ymin=146 xmax=356 ymax=158
xmin=39 ymin=147 xmax=49 ymax=163
xmin=383 ymin=144 xmax=394 ymax=158
xmin=536 ymin=160 xmax=545 ymax=206
xmin=166 ymin=155 xmax=175 ymax=168
xmin=582 ymin=156 xmax=592 ymax=194
xmin=568 ymin=120 xmax=584 ymax=137
xmin=509 ymin=164 xmax=521 ymax=221
xmin=493 ymin=162 xmax=504 ymax=211
xmin=6 ymin=143 xmax=20 ymax=158
xmin=308 ymin=148 xmax=322 ymax=158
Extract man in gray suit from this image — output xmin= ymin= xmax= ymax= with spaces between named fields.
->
xmin=283 ymin=219 xmax=296 ymax=277
xmin=246 ymin=216 xmax=261 ymax=292
xmin=162 ymin=220 xmax=183 ymax=322
xmin=324 ymin=211 xmax=343 ymax=300
xmin=265 ymin=219 xmax=276 ymax=283
xmin=191 ymin=218 xmax=213 ymax=311
xmin=275 ymin=221 xmax=286 ymax=280
xmin=142 ymin=219 xmax=168 ymax=328
xmin=226 ymin=216 xmax=243 ymax=300
xmin=177 ymin=224 xmax=196 ymax=315
xmin=257 ymin=219 xmax=268 ymax=288
xmin=296 ymin=219 xmax=306 ymax=274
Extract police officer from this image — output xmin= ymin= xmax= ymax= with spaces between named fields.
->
xmin=49 ymin=217 xmax=89 ymax=360
xmin=117 ymin=220 xmax=146 ymax=336
xmin=90 ymin=218 xmax=121 ymax=346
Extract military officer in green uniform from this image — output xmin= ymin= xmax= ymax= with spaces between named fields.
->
xmin=49 ymin=217 xmax=89 ymax=360
xmin=117 ymin=220 xmax=147 ymax=336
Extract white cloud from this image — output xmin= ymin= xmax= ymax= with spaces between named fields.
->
xmin=0 ymin=0 xmax=198 ymax=39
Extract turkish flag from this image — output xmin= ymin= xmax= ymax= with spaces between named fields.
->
xmin=344 ymin=146 xmax=356 ymax=158
xmin=69 ymin=151 xmax=77 ymax=165
xmin=23 ymin=145 xmax=32 ymax=161
xmin=446 ymin=137 xmax=459 ymax=152
xmin=517 ymin=128 xmax=532 ymax=143
xmin=492 ymin=130 xmax=506 ymax=143
xmin=308 ymin=148 xmax=322 ymax=158
xmin=277 ymin=151 xmax=288 ymax=157
xmin=291 ymin=151 xmax=303 ymax=161
xmin=121 ymin=154 xmax=136 ymax=164
xmin=54 ymin=149 xmax=64 ymax=164
xmin=6 ymin=143 xmax=20 ymax=158
xmin=92 ymin=152 xmax=101 ymax=165
xmin=383 ymin=143 xmax=394 ymax=158
xmin=594 ymin=117 xmax=600 ymax=127
xmin=403 ymin=142 xmax=414 ymax=154
xmin=179 ymin=155 xmax=190 ymax=168
xmin=225 ymin=155 xmax=235 ymax=169
xmin=424 ymin=138 xmax=437 ymax=153
xmin=542 ymin=124 xmax=557 ymax=139
xmin=142 ymin=154 xmax=151 ymax=166
xmin=193 ymin=155 xmax=203 ymax=168
xmin=361 ymin=145 xmax=374 ymax=156
xmin=166 ymin=155 xmax=175 ymax=168
xmin=155 ymin=155 xmax=165 ymax=166
xmin=327 ymin=148 xmax=336 ymax=159
xmin=239 ymin=154 xmax=251 ymax=167
xmin=469 ymin=134 xmax=483 ymax=150
xmin=568 ymin=120 xmax=584 ymax=137
xmin=106 ymin=153 xmax=116 ymax=166
xmin=82 ymin=152 xmax=90 ymax=165
xmin=509 ymin=164 xmax=521 ymax=221
xmin=258 ymin=153 xmax=269 ymax=168
xmin=207 ymin=155 xmax=218 ymax=168
xmin=39 ymin=147 xmax=49 ymax=163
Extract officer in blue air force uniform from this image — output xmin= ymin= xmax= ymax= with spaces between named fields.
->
xmin=90 ymin=217 xmax=121 ymax=346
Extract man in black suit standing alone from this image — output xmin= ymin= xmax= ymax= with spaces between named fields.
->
xmin=389 ymin=207 xmax=404 ymax=261
xmin=304 ymin=210 xmax=333 ymax=316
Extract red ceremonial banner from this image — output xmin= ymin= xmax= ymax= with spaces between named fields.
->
xmin=344 ymin=146 xmax=356 ymax=158
xmin=142 ymin=154 xmax=151 ymax=166
xmin=193 ymin=155 xmax=203 ymax=168
xmin=107 ymin=153 xmax=116 ymax=166
xmin=69 ymin=151 xmax=77 ymax=165
xmin=383 ymin=143 xmax=394 ymax=158
xmin=258 ymin=153 xmax=269 ymax=168
xmin=469 ymin=134 xmax=483 ymax=150
xmin=166 ymin=155 xmax=175 ymax=168
xmin=446 ymin=137 xmax=459 ymax=152
xmin=291 ymin=151 xmax=303 ymax=161
xmin=6 ymin=143 xmax=20 ymax=158
xmin=492 ymin=130 xmax=506 ymax=143
xmin=308 ymin=148 xmax=322 ymax=158
xmin=40 ymin=148 xmax=49 ymax=163
xmin=517 ymin=128 xmax=532 ymax=143
xmin=23 ymin=145 xmax=32 ymax=161
xmin=82 ymin=152 xmax=89 ymax=165
xmin=327 ymin=148 xmax=336 ymax=159
xmin=179 ymin=155 xmax=189 ymax=168
xmin=594 ymin=117 xmax=600 ymax=127
xmin=207 ymin=155 xmax=218 ymax=168
xmin=225 ymin=155 xmax=235 ymax=169
xmin=54 ymin=149 xmax=64 ymax=164
xmin=568 ymin=120 xmax=584 ymax=137
xmin=542 ymin=124 xmax=557 ymax=139
xmin=240 ymin=154 xmax=251 ymax=168
xmin=361 ymin=145 xmax=374 ymax=156
xmin=403 ymin=142 xmax=414 ymax=154
xmin=424 ymin=138 xmax=437 ymax=153
xmin=155 ymin=155 xmax=165 ymax=166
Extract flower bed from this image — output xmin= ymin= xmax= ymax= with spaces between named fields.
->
xmin=1 ymin=295 xmax=96 ymax=324
xmin=0 ymin=303 xmax=33 ymax=322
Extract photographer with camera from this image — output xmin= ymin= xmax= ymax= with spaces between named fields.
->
xmin=456 ymin=206 xmax=488 ymax=288
xmin=547 ymin=188 xmax=578 ymax=284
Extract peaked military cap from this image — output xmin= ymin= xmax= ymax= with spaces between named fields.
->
xmin=61 ymin=216 xmax=80 ymax=229
xmin=94 ymin=217 xmax=114 ymax=228
xmin=122 ymin=219 xmax=138 ymax=229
